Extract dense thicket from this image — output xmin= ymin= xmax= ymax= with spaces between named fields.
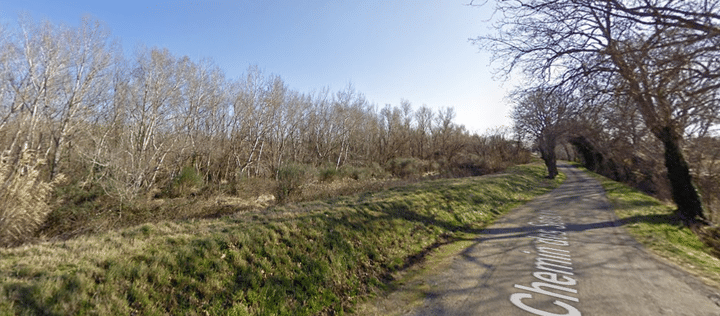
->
xmin=0 ymin=17 xmax=529 ymax=246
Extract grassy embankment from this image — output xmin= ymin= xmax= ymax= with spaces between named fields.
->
xmin=582 ymin=168 xmax=720 ymax=287
xmin=0 ymin=163 xmax=562 ymax=315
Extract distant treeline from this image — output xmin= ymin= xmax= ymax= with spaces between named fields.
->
xmin=0 ymin=17 xmax=529 ymax=246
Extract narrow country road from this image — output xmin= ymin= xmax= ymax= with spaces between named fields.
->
xmin=407 ymin=163 xmax=720 ymax=316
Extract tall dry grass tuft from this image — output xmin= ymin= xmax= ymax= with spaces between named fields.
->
xmin=0 ymin=149 xmax=63 ymax=247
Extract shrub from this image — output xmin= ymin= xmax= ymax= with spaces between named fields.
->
xmin=0 ymin=149 xmax=63 ymax=247
xmin=446 ymin=154 xmax=491 ymax=177
xmin=40 ymin=181 xmax=110 ymax=239
xmin=233 ymin=176 xmax=278 ymax=199
xmin=385 ymin=157 xmax=429 ymax=179
xmin=164 ymin=166 xmax=204 ymax=198
xmin=339 ymin=163 xmax=388 ymax=181
xmin=319 ymin=165 xmax=340 ymax=182
xmin=276 ymin=162 xmax=312 ymax=202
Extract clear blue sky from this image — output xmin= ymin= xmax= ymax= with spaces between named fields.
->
xmin=0 ymin=0 xmax=515 ymax=134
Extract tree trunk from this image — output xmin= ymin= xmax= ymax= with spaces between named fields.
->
xmin=540 ymin=137 xmax=558 ymax=179
xmin=656 ymin=126 xmax=705 ymax=224
xmin=542 ymin=150 xmax=558 ymax=179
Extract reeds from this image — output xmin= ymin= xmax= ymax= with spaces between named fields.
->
xmin=0 ymin=149 xmax=62 ymax=247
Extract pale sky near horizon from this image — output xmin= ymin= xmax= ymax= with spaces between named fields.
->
xmin=0 ymin=0 xmax=517 ymax=134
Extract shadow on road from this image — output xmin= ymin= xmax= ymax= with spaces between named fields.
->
xmin=476 ymin=213 xmax=680 ymax=243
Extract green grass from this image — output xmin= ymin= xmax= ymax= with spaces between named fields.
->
xmin=0 ymin=163 xmax=562 ymax=315
xmin=582 ymin=167 xmax=720 ymax=287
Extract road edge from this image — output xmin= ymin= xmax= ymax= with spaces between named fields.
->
xmin=572 ymin=163 xmax=720 ymax=307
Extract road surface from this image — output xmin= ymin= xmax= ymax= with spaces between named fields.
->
xmin=407 ymin=163 xmax=720 ymax=315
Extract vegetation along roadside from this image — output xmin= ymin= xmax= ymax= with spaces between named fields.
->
xmin=0 ymin=163 xmax=562 ymax=315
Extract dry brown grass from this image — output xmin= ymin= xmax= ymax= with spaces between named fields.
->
xmin=33 ymin=158 xmax=521 ymax=244
xmin=0 ymin=149 xmax=63 ymax=247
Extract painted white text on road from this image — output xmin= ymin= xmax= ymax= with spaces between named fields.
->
xmin=510 ymin=210 xmax=581 ymax=316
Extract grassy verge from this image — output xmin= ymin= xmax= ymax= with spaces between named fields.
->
xmin=581 ymin=167 xmax=720 ymax=287
xmin=0 ymin=163 xmax=562 ymax=315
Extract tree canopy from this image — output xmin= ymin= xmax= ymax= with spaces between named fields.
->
xmin=477 ymin=0 xmax=720 ymax=223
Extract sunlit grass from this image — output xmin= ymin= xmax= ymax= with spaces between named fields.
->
xmin=0 ymin=163 xmax=562 ymax=315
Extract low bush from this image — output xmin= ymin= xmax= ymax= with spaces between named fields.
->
xmin=40 ymin=181 xmax=114 ymax=240
xmin=162 ymin=166 xmax=205 ymax=198
xmin=318 ymin=165 xmax=340 ymax=182
xmin=318 ymin=163 xmax=390 ymax=182
xmin=233 ymin=177 xmax=278 ymax=199
xmin=697 ymin=173 xmax=720 ymax=224
xmin=276 ymin=162 xmax=313 ymax=202
xmin=386 ymin=157 xmax=429 ymax=179
xmin=32 ymin=155 xmax=526 ymax=246
xmin=341 ymin=163 xmax=387 ymax=181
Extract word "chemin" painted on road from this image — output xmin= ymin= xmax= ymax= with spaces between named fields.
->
xmin=510 ymin=210 xmax=581 ymax=316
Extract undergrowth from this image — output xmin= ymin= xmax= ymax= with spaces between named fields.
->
xmin=0 ymin=163 xmax=561 ymax=315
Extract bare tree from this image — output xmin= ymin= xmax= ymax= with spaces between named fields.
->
xmin=413 ymin=105 xmax=434 ymax=160
xmin=4 ymin=18 xmax=68 ymax=164
xmin=331 ymin=85 xmax=368 ymax=169
xmin=432 ymin=107 xmax=467 ymax=167
xmin=0 ymin=19 xmax=74 ymax=245
xmin=511 ymin=87 xmax=572 ymax=179
xmin=104 ymin=47 xmax=184 ymax=198
xmin=231 ymin=66 xmax=282 ymax=178
xmin=0 ymin=24 xmax=16 ymax=132
xmin=476 ymin=0 xmax=720 ymax=223
xmin=49 ymin=18 xmax=114 ymax=180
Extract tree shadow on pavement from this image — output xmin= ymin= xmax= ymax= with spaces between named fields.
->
xmin=476 ymin=213 xmax=681 ymax=243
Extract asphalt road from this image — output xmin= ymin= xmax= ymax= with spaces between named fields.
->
xmin=407 ymin=163 xmax=720 ymax=316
